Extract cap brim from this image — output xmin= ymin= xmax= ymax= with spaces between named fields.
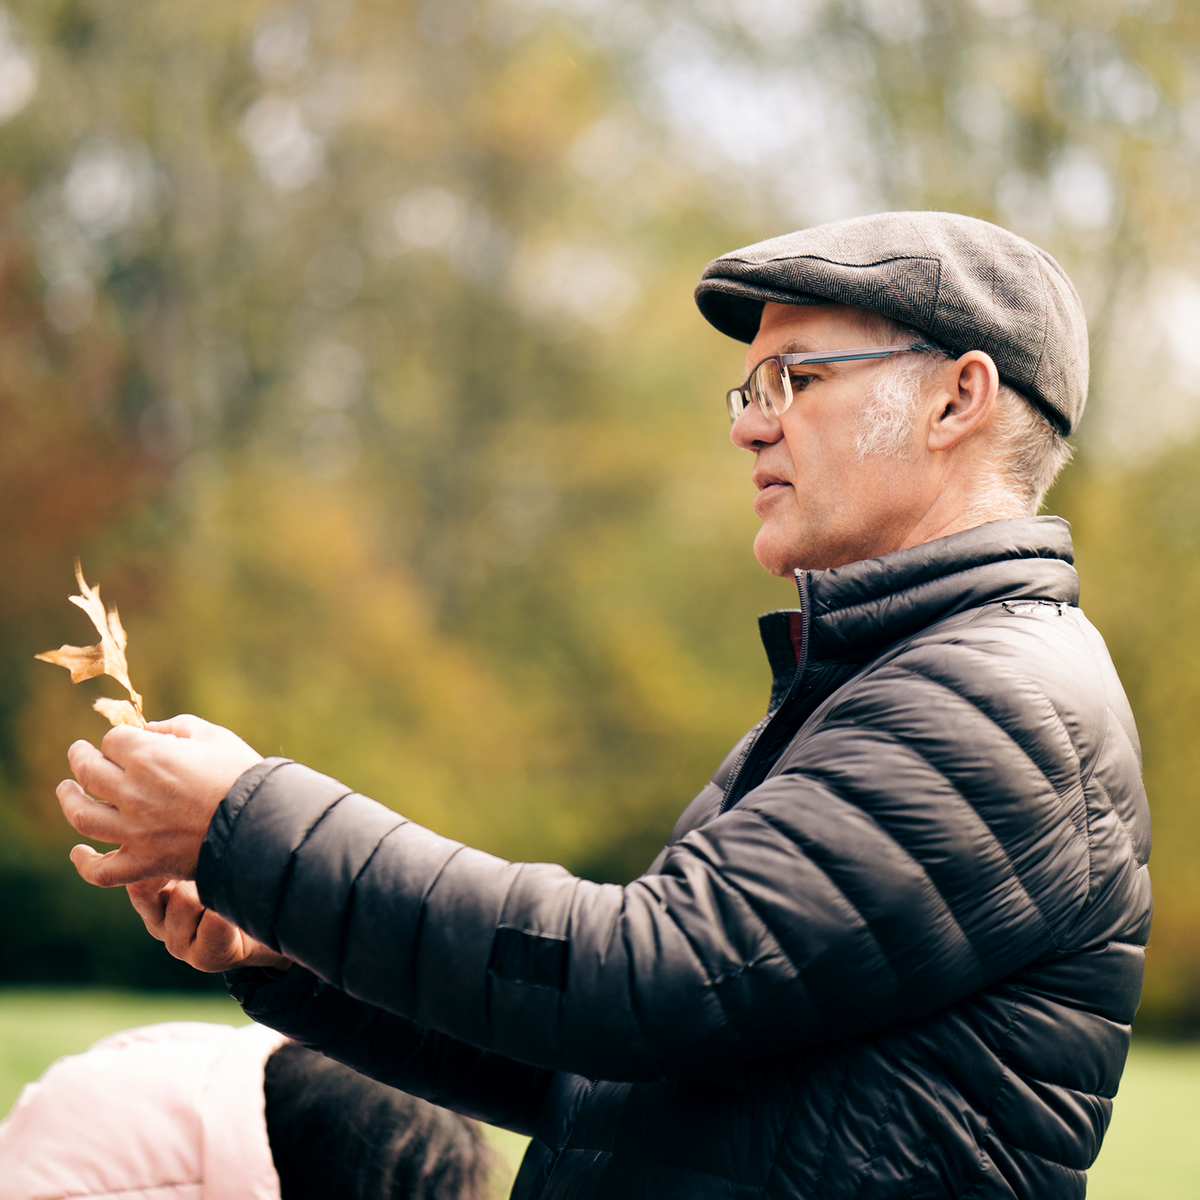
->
xmin=694 ymin=279 xmax=827 ymax=344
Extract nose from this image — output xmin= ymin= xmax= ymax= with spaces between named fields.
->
xmin=730 ymin=403 xmax=784 ymax=450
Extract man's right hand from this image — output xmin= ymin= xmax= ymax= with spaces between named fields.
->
xmin=126 ymin=878 xmax=292 ymax=974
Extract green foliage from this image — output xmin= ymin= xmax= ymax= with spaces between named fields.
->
xmin=0 ymin=0 xmax=1197 ymax=1025
xmin=1056 ymin=454 xmax=1200 ymax=1035
xmin=0 ymin=797 xmax=225 ymax=989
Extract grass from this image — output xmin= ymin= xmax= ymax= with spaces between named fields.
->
xmin=0 ymin=988 xmax=1195 ymax=1196
xmin=1087 ymin=1041 xmax=1200 ymax=1200
xmin=0 ymin=987 xmax=530 ymax=1196
xmin=0 ymin=986 xmax=246 ymax=1114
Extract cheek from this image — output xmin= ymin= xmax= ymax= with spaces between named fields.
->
xmin=783 ymin=410 xmax=856 ymax=493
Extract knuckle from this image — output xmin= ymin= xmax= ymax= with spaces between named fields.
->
xmin=102 ymin=726 xmax=133 ymax=758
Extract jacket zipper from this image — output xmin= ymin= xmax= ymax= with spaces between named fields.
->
xmin=719 ymin=569 xmax=812 ymax=814
xmin=536 ymin=1079 xmax=599 ymax=1200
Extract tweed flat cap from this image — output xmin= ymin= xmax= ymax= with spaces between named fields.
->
xmin=694 ymin=211 xmax=1088 ymax=435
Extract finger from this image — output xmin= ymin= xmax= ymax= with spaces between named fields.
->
xmin=57 ymin=779 xmax=124 ymax=844
xmin=66 ymin=740 xmax=127 ymax=802
xmin=69 ymin=843 xmax=156 ymax=888
xmin=144 ymin=714 xmax=208 ymax=739
xmin=126 ymin=878 xmax=174 ymax=934
xmin=98 ymin=723 xmax=157 ymax=768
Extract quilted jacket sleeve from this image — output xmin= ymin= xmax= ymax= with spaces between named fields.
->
xmin=196 ymin=617 xmax=1112 ymax=1083
xmin=224 ymin=963 xmax=555 ymax=1135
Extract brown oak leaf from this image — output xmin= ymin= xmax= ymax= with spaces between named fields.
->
xmin=35 ymin=559 xmax=146 ymax=728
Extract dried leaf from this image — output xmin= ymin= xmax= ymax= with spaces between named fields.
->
xmin=36 ymin=559 xmax=146 ymax=729
xmin=92 ymin=697 xmax=144 ymax=727
xmin=35 ymin=642 xmax=111 ymax=684
xmin=106 ymin=606 xmax=129 ymax=654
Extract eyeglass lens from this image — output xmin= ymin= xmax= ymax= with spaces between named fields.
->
xmin=752 ymin=358 xmax=791 ymax=419
xmin=727 ymin=359 xmax=793 ymax=424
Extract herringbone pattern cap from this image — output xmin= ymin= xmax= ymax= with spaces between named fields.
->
xmin=695 ymin=211 xmax=1088 ymax=434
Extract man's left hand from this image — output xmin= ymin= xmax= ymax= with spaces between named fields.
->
xmin=57 ymin=714 xmax=263 ymax=887
xmin=127 ymin=877 xmax=291 ymax=973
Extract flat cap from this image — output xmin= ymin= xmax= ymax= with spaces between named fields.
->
xmin=694 ymin=211 xmax=1088 ymax=435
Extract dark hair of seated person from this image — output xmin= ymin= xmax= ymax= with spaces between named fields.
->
xmin=263 ymin=1042 xmax=494 ymax=1200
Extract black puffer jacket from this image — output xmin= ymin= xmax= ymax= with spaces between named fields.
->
xmin=201 ymin=517 xmax=1151 ymax=1199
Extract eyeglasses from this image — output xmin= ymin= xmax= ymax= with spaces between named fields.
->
xmin=726 ymin=342 xmax=947 ymax=425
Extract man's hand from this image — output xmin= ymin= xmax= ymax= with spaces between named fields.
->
xmin=127 ymin=878 xmax=291 ymax=973
xmin=57 ymin=714 xmax=263 ymax=888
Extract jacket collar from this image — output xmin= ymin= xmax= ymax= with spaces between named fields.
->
xmin=758 ymin=516 xmax=1078 ymax=687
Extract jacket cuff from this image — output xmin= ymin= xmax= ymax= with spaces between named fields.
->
xmin=195 ymin=758 xmax=358 ymax=955
xmin=196 ymin=757 xmax=292 ymax=929
xmin=224 ymin=964 xmax=372 ymax=1048
xmin=225 ymin=963 xmax=306 ymax=1013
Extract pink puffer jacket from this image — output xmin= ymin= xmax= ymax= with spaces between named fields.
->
xmin=0 ymin=1021 xmax=287 ymax=1200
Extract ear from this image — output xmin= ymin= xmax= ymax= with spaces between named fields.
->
xmin=926 ymin=351 xmax=999 ymax=453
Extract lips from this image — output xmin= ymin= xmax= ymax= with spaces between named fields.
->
xmin=751 ymin=471 xmax=792 ymax=519
xmin=753 ymin=472 xmax=791 ymax=492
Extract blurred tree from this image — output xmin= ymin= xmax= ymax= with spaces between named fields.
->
xmin=0 ymin=0 xmax=1198 ymax=1029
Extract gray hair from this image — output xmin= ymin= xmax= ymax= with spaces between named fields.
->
xmin=853 ymin=324 xmax=1073 ymax=518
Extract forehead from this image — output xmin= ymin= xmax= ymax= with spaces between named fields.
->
xmin=745 ymin=302 xmax=888 ymax=369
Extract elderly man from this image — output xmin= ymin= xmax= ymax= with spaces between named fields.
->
xmin=58 ymin=212 xmax=1151 ymax=1200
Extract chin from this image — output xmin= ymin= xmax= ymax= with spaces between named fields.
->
xmin=754 ymin=522 xmax=853 ymax=574
xmin=752 ymin=530 xmax=802 ymax=577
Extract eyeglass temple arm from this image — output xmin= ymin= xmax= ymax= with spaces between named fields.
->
xmin=798 ymin=341 xmax=949 ymax=364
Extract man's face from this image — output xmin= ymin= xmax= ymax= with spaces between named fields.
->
xmin=732 ymin=302 xmax=946 ymax=575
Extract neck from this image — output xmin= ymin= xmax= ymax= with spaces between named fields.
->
xmin=894 ymin=468 xmax=1029 ymax=555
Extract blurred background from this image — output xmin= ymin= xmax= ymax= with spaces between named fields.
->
xmin=0 ymin=0 xmax=1198 ymax=1192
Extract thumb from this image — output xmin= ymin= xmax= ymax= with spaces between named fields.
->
xmin=126 ymin=877 xmax=174 ymax=928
